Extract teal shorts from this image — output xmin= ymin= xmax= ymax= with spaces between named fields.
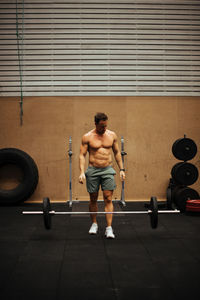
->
xmin=85 ymin=166 xmax=116 ymax=193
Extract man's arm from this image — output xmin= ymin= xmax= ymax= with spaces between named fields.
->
xmin=79 ymin=135 xmax=88 ymax=184
xmin=112 ymin=133 xmax=125 ymax=181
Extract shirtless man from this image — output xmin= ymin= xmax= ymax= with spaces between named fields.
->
xmin=79 ymin=112 xmax=125 ymax=239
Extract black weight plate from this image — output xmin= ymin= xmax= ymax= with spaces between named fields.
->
xmin=150 ymin=196 xmax=158 ymax=229
xmin=171 ymin=162 xmax=184 ymax=183
xmin=171 ymin=162 xmax=183 ymax=184
xmin=172 ymin=186 xmax=181 ymax=206
xmin=174 ymin=187 xmax=199 ymax=212
xmin=43 ymin=197 xmax=51 ymax=230
xmin=172 ymin=138 xmax=197 ymax=161
xmin=171 ymin=162 xmax=199 ymax=186
xmin=166 ymin=187 xmax=172 ymax=209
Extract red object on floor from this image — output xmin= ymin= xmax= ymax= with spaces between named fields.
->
xmin=186 ymin=199 xmax=200 ymax=212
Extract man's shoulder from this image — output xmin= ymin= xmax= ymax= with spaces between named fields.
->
xmin=82 ymin=130 xmax=94 ymax=141
xmin=107 ymin=130 xmax=117 ymax=139
xmin=107 ymin=129 xmax=115 ymax=134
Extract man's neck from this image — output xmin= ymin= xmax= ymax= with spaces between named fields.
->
xmin=95 ymin=129 xmax=106 ymax=136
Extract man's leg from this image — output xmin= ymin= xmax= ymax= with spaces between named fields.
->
xmin=88 ymin=192 xmax=99 ymax=235
xmin=103 ymin=190 xmax=113 ymax=227
xmin=89 ymin=192 xmax=98 ymax=223
xmin=103 ymin=190 xmax=115 ymax=238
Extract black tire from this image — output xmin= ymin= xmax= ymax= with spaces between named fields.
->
xmin=0 ymin=148 xmax=39 ymax=205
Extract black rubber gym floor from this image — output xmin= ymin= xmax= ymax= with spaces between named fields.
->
xmin=0 ymin=202 xmax=200 ymax=300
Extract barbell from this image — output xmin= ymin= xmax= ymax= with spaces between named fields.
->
xmin=22 ymin=196 xmax=180 ymax=230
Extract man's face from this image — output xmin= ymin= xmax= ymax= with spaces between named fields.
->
xmin=95 ymin=120 xmax=107 ymax=135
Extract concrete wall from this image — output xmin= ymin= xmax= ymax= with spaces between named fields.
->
xmin=0 ymin=96 xmax=200 ymax=202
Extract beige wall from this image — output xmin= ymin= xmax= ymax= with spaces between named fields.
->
xmin=0 ymin=96 xmax=200 ymax=202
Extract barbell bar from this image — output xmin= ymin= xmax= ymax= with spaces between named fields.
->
xmin=22 ymin=197 xmax=180 ymax=230
xmin=23 ymin=210 xmax=179 ymax=215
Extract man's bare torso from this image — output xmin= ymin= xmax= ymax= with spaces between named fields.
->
xmin=85 ymin=129 xmax=116 ymax=168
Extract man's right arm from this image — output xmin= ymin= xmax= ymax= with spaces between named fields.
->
xmin=79 ymin=135 xmax=88 ymax=184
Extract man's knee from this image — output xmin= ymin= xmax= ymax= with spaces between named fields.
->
xmin=103 ymin=190 xmax=113 ymax=203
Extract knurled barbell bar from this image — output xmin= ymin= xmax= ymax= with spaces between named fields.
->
xmin=22 ymin=196 xmax=180 ymax=230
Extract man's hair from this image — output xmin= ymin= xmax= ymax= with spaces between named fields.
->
xmin=94 ymin=112 xmax=108 ymax=124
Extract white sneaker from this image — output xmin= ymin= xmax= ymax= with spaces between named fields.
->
xmin=105 ymin=226 xmax=115 ymax=239
xmin=89 ymin=223 xmax=98 ymax=235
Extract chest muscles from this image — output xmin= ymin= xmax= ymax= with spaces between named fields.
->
xmin=88 ymin=134 xmax=114 ymax=151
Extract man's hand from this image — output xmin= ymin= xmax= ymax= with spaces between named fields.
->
xmin=120 ymin=170 xmax=125 ymax=181
xmin=79 ymin=173 xmax=86 ymax=184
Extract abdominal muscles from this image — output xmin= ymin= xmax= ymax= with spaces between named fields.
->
xmin=89 ymin=147 xmax=112 ymax=168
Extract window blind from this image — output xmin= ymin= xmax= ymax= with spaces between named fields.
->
xmin=0 ymin=0 xmax=200 ymax=96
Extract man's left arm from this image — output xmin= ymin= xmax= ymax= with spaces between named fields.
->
xmin=112 ymin=133 xmax=125 ymax=181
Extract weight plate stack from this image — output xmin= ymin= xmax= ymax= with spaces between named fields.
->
xmin=168 ymin=136 xmax=199 ymax=211
xmin=173 ymin=186 xmax=199 ymax=212
xmin=186 ymin=199 xmax=200 ymax=212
